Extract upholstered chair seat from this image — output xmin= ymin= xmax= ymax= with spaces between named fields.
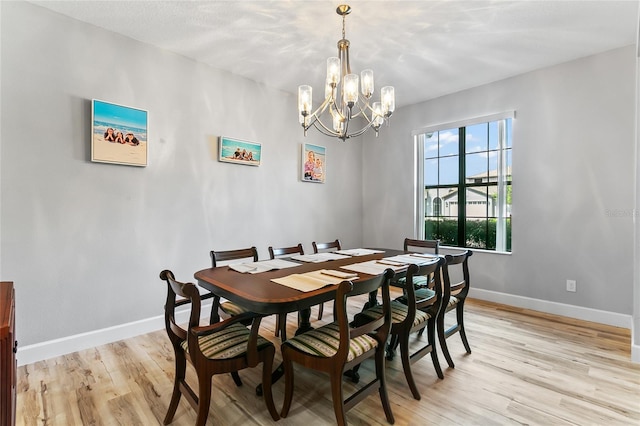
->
xmin=180 ymin=322 xmax=271 ymax=360
xmin=358 ymin=300 xmax=432 ymax=328
xmin=284 ymin=322 xmax=378 ymax=362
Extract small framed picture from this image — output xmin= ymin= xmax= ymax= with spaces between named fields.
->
xmin=219 ymin=136 xmax=261 ymax=166
xmin=91 ymin=99 xmax=148 ymax=167
xmin=301 ymin=143 xmax=326 ymax=183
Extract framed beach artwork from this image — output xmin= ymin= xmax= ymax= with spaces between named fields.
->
xmin=301 ymin=143 xmax=326 ymax=183
xmin=219 ymin=136 xmax=261 ymax=166
xmin=91 ymin=99 xmax=148 ymax=167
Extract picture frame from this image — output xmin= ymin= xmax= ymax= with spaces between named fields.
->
xmin=219 ymin=136 xmax=261 ymax=166
xmin=91 ymin=99 xmax=148 ymax=167
xmin=301 ymin=143 xmax=326 ymax=183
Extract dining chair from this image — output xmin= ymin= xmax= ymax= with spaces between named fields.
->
xmin=311 ymin=239 xmax=342 ymax=320
xmin=268 ymin=243 xmax=305 ymax=340
xmin=401 ymin=238 xmax=440 ymax=287
xmin=280 ymin=269 xmax=396 ymax=426
xmin=438 ymin=250 xmax=473 ymax=368
xmin=404 ymin=238 xmax=440 ymax=254
xmin=159 ymin=270 xmax=279 ymax=425
xmin=209 ymin=247 xmax=259 ymax=324
xmin=353 ymin=257 xmax=446 ymax=400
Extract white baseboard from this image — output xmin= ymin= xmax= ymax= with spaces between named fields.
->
xmin=469 ymin=288 xmax=633 ymax=329
xmin=18 ymin=292 xmax=637 ymax=366
xmin=17 ymin=302 xmax=211 ymax=367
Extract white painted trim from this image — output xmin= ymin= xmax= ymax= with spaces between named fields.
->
xmin=17 ymin=302 xmax=211 ymax=366
xmin=633 ymin=344 xmax=640 ymax=363
xmin=470 ymin=288 xmax=632 ymax=329
xmin=411 ymin=110 xmax=516 ymax=136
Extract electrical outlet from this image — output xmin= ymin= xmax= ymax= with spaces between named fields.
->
xmin=566 ymin=279 xmax=577 ymax=292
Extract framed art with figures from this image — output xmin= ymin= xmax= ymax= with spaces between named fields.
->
xmin=91 ymin=99 xmax=148 ymax=167
xmin=301 ymin=143 xmax=325 ymax=183
xmin=219 ymin=136 xmax=261 ymax=166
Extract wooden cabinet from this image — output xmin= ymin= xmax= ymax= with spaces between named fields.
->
xmin=0 ymin=282 xmax=16 ymax=426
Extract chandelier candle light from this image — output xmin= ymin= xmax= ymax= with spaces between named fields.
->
xmin=297 ymin=4 xmax=395 ymax=141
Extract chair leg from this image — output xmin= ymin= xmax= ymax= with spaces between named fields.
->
xmin=427 ymin=319 xmax=444 ymax=379
xmin=195 ymin=372 xmax=213 ymax=426
xmin=317 ymin=302 xmax=324 ymax=320
xmin=278 ymin=313 xmax=288 ymax=341
xmin=376 ymin=345 xmax=395 ymax=424
xmin=261 ymin=346 xmax=280 ymax=421
xmin=329 ymin=370 xmax=347 ymax=426
xmin=231 ymin=371 xmax=242 ymax=386
xmin=280 ymin=348 xmax=295 ymax=418
xmin=457 ymin=302 xmax=471 ymax=354
xmin=386 ymin=334 xmax=399 ymax=361
xmin=438 ymin=312 xmax=455 ymax=368
xmin=164 ymin=351 xmax=186 ymax=425
xmin=399 ymin=332 xmax=421 ymax=400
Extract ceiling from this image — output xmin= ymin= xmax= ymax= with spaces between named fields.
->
xmin=29 ymin=0 xmax=639 ymax=108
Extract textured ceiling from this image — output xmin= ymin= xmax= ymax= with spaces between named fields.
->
xmin=30 ymin=0 xmax=639 ymax=108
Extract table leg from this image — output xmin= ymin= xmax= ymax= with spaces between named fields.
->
xmin=361 ymin=290 xmax=379 ymax=310
xmin=295 ymin=307 xmax=313 ymax=335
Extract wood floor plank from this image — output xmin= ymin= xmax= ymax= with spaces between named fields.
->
xmin=16 ymin=298 xmax=640 ymax=425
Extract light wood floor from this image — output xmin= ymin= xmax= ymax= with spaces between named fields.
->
xmin=16 ymin=295 xmax=640 ymax=425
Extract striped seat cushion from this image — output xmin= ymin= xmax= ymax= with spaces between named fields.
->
xmin=395 ymin=275 xmax=429 ymax=288
xmin=220 ymin=301 xmax=249 ymax=316
xmin=284 ymin=322 xmax=378 ymax=362
xmin=446 ymin=295 xmax=459 ymax=309
xmin=359 ymin=300 xmax=431 ymax=327
xmin=181 ymin=322 xmax=271 ymax=360
xmin=394 ymin=287 xmax=435 ymax=305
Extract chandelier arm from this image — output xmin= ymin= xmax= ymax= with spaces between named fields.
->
xmin=311 ymin=119 xmax=341 ymax=137
xmin=303 ymin=96 xmax=334 ymax=131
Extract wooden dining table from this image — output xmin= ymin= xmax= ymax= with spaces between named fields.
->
xmin=194 ymin=248 xmax=407 ymax=335
xmin=195 ymin=248 xmax=443 ymax=394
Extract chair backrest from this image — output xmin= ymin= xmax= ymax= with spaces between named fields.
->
xmin=268 ymin=244 xmax=304 ymax=259
xmin=442 ymin=250 xmax=472 ymax=299
xmin=210 ymin=246 xmax=258 ymax=267
xmin=312 ymin=239 xmax=341 ymax=253
xmin=403 ymin=257 xmax=445 ymax=317
xmin=333 ymin=268 xmax=394 ymax=363
xmin=404 ymin=238 xmax=439 ymax=255
xmin=159 ymin=269 xmax=202 ymax=347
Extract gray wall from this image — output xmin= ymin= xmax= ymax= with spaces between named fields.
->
xmin=0 ymin=1 xmax=365 ymax=346
xmin=362 ymin=45 xmax=636 ymax=317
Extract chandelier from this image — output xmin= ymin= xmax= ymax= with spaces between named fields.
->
xmin=297 ymin=4 xmax=395 ymax=141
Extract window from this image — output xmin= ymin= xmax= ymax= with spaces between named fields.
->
xmin=415 ymin=113 xmax=513 ymax=252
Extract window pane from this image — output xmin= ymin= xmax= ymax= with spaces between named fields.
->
xmin=424 ymin=188 xmax=440 ymax=217
xmin=425 ymin=158 xmax=438 ymax=186
xmin=424 ymin=132 xmax=439 ymax=159
xmin=466 ymin=219 xmax=489 ymax=250
xmin=438 ymin=129 xmax=459 ymax=156
xmin=466 ymin=123 xmax=488 ymax=153
xmin=465 ymin=152 xmax=488 ymax=182
xmin=505 ymin=149 xmax=512 ymax=182
xmin=466 ymin=187 xmax=488 ymax=219
xmin=426 ymin=217 xmax=458 ymax=246
xmin=505 ymin=118 xmax=512 ymax=148
xmin=439 ymin=156 xmax=458 ymax=185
